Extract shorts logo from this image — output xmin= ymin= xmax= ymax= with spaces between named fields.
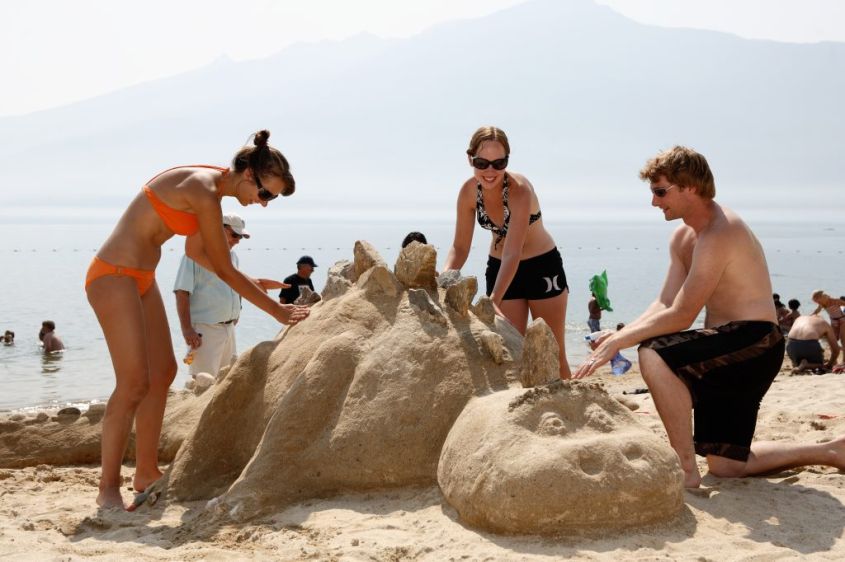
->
xmin=543 ymin=275 xmax=561 ymax=293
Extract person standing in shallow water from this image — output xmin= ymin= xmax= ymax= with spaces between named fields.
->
xmin=443 ymin=126 xmax=571 ymax=379
xmin=85 ymin=130 xmax=309 ymax=511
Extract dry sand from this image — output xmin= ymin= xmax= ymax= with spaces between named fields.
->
xmin=1 ymin=362 xmax=843 ymax=561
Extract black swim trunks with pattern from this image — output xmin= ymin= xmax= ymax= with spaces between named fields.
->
xmin=640 ymin=321 xmax=785 ymax=462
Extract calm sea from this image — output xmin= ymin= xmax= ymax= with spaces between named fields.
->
xmin=1 ymin=216 xmax=842 ymax=411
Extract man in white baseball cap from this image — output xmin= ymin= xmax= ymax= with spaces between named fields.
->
xmin=222 ymin=213 xmax=250 ymax=239
xmin=173 ymin=213 xmax=248 ymax=379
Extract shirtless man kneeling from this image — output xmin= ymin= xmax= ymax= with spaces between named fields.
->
xmin=574 ymin=145 xmax=845 ymax=487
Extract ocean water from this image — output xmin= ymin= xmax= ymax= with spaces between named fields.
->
xmin=1 ymin=216 xmax=842 ymax=411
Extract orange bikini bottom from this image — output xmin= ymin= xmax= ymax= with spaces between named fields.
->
xmin=85 ymin=256 xmax=155 ymax=296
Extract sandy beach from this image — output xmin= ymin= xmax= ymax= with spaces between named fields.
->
xmin=1 ymin=360 xmax=843 ymax=561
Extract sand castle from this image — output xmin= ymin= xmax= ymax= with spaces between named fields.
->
xmin=164 ymin=241 xmax=684 ymax=532
xmin=0 ymin=241 xmax=684 ymax=535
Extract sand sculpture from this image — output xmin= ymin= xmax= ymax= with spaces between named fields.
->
xmin=165 ymin=240 xmax=683 ymax=531
xmin=0 ymin=391 xmax=211 ymax=468
xmin=166 ymin=241 xmax=525 ymax=519
xmin=0 ymin=240 xmax=684 ymax=535
xmin=438 ymin=381 xmax=685 ymax=534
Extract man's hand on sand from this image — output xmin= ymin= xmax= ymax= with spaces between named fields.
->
xmin=573 ymin=333 xmax=617 ymax=379
xmin=276 ymin=304 xmax=310 ymax=325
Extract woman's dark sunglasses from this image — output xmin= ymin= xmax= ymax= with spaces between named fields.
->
xmin=651 ymin=184 xmax=677 ymax=198
xmin=471 ymin=156 xmax=509 ymax=171
xmin=253 ymin=172 xmax=279 ymax=201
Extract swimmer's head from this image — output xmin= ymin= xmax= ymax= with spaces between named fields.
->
xmin=811 ymin=289 xmax=827 ymax=303
xmin=232 ymin=130 xmax=295 ymax=196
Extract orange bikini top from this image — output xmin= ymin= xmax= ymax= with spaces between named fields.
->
xmin=143 ymin=165 xmax=229 ymax=236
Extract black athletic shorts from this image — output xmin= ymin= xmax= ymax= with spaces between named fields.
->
xmin=640 ymin=321 xmax=785 ymax=462
xmin=485 ymin=248 xmax=568 ymax=301
xmin=786 ymin=338 xmax=824 ymax=366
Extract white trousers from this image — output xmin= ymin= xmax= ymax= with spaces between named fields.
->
xmin=188 ymin=322 xmax=237 ymax=377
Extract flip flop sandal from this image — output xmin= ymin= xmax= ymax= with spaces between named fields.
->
xmin=130 ymin=480 xmax=162 ymax=509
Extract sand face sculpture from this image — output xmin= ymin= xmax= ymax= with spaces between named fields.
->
xmin=438 ymin=381 xmax=685 ymax=535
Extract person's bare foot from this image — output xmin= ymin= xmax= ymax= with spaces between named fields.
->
xmin=826 ymin=435 xmax=845 ymax=470
xmin=132 ymin=468 xmax=163 ymax=493
xmin=97 ymin=486 xmax=127 ymax=510
xmin=683 ymin=467 xmax=703 ymax=488
xmin=677 ymin=455 xmax=702 ymax=488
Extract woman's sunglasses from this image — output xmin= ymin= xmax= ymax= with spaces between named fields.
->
xmin=651 ymin=184 xmax=677 ymax=198
xmin=471 ymin=156 xmax=509 ymax=171
xmin=253 ymin=172 xmax=279 ymax=201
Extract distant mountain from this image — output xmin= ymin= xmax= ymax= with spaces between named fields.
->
xmin=2 ymin=0 xmax=842 ymax=220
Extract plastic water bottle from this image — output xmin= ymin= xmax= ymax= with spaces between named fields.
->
xmin=611 ymin=352 xmax=632 ymax=376
xmin=183 ymin=349 xmax=196 ymax=365
xmin=584 ymin=330 xmax=612 ymax=349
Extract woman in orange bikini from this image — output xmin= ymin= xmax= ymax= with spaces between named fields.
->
xmin=86 ymin=130 xmax=309 ymax=510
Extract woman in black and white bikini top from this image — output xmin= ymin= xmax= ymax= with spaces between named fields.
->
xmin=444 ymin=126 xmax=572 ymax=379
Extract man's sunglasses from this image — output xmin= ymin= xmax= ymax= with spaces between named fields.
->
xmin=224 ymin=226 xmax=243 ymax=240
xmin=253 ymin=171 xmax=279 ymax=201
xmin=651 ymin=184 xmax=677 ymax=198
xmin=471 ymin=156 xmax=509 ymax=171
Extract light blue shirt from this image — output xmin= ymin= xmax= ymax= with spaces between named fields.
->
xmin=173 ymin=252 xmax=241 ymax=325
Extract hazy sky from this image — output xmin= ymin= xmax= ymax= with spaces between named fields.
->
xmin=2 ymin=0 xmax=843 ymax=116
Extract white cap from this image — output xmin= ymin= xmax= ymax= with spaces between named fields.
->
xmin=222 ymin=213 xmax=250 ymax=238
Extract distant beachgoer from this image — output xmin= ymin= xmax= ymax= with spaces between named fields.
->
xmin=401 ymin=231 xmax=428 ymax=248
xmin=443 ymin=126 xmax=571 ymax=379
xmin=174 ymin=213 xmax=256 ymax=378
xmin=39 ymin=321 xmax=64 ymax=353
xmin=85 ymin=130 xmax=309 ymax=511
xmin=780 ymin=299 xmax=801 ymax=334
xmin=588 ymin=293 xmax=601 ymax=333
xmin=773 ymin=294 xmax=789 ymax=328
xmin=616 ymin=322 xmax=625 ymax=331
xmin=786 ymin=315 xmax=840 ymax=374
xmin=810 ymin=290 xmax=845 ymax=348
xmin=279 ymin=256 xmax=318 ymax=304
xmin=575 ymin=145 xmax=845 ymax=486
xmin=3 ymin=330 xmax=15 ymax=345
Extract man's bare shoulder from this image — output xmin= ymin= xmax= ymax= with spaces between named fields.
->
xmin=668 ymin=224 xmax=696 ymax=250
xmin=708 ymin=204 xmax=750 ymax=235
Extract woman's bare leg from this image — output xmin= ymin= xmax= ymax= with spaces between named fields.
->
xmin=528 ymin=289 xmax=571 ymax=379
xmin=87 ymin=276 xmax=151 ymax=509
xmin=133 ymin=282 xmax=177 ymax=494
xmin=499 ymin=299 xmax=530 ymax=335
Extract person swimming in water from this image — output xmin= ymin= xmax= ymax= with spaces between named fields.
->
xmin=85 ymin=130 xmax=309 ymax=510
xmin=443 ymin=126 xmax=571 ymax=379
xmin=39 ymin=320 xmax=64 ymax=353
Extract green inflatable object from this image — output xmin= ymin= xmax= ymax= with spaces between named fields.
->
xmin=589 ymin=270 xmax=613 ymax=312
